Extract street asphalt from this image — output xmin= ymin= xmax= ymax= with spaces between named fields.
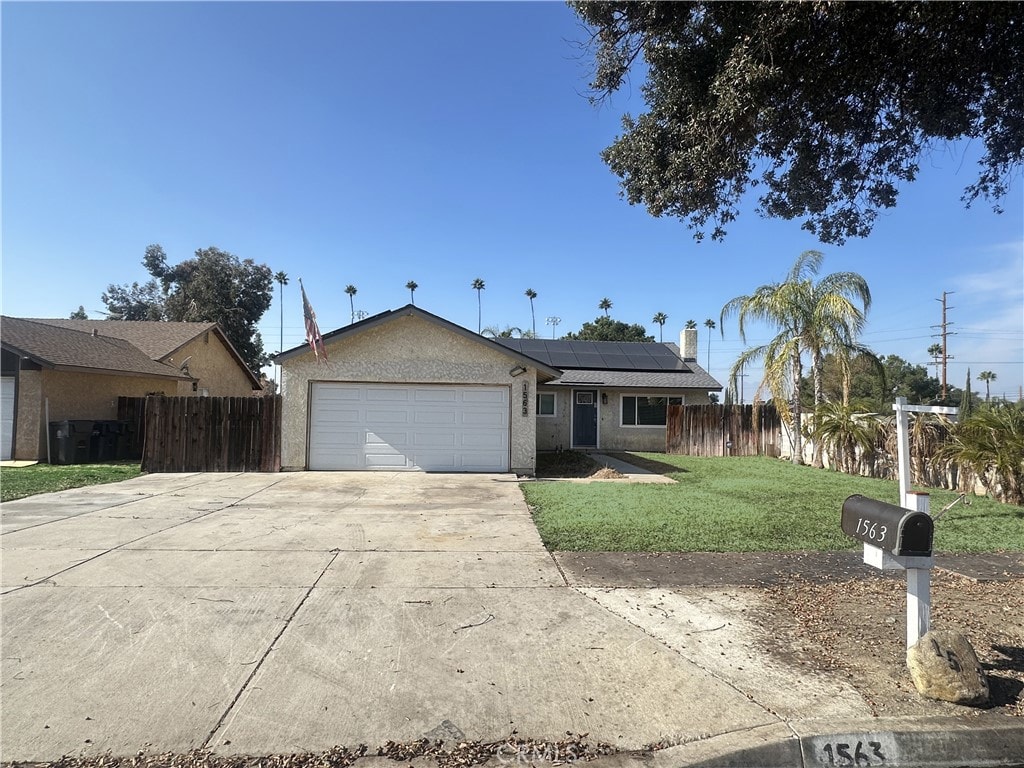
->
xmin=1 ymin=470 xmax=1021 ymax=767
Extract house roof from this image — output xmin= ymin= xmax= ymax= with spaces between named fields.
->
xmin=496 ymin=338 xmax=722 ymax=391
xmin=20 ymin=318 xmax=261 ymax=388
xmin=273 ymin=304 xmax=564 ymax=380
xmin=1 ymin=317 xmax=189 ymax=380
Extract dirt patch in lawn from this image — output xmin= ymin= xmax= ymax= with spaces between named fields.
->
xmin=535 ymin=451 xmax=624 ymax=479
xmin=760 ymin=571 xmax=1024 ymax=718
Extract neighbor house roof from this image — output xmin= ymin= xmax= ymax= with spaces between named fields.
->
xmin=22 ymin=318 xmax=261 ymax=388
xmin=273 ymin=304 xmax=563 ymax=380
xmin=496 ymin=338 xmax=722 ymax=390
xmin=1 ymin=317 xmax=189 ymax=380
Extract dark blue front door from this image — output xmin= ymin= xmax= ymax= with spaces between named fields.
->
xmin=572 ymin=390 xmax=598 ymax=447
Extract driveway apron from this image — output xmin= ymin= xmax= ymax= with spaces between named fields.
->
xmin=1 ymin=472 xmax=776 ymax=761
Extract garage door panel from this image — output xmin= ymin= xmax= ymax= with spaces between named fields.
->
xmin=461 ymin=389 xmax=506 ymax=404
xmin=414 ymin=410 xmax=458 ymax=426
xmin=367 ymin=431 xmax=409 ymax=447
xmin=309 ymin=383 xmax=509 ymax=472
xmin=366 ymin=388 xmax=411 ymax=402
xmin=1 ymin=377 xmax=14 ymax=462
xmin=365 ymin=409 xmax=411 ymax=424
xmin=415 ymin=389 xmax=457 ymax=403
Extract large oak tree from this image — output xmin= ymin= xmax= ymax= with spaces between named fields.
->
xmin=571 ymin=1 xmax=1023 ymax=243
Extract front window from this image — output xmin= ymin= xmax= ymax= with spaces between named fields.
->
xmin=537 ymin=392 xmax=556 ymax=417
xmin=621 ymin=395 xmax=683 ymax=426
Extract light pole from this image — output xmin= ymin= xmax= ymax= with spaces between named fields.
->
xmin=545 ymin=316 xmax=561 ymax=339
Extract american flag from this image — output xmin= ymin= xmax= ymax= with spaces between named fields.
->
xmin=300 ymin=280 xmax=327 ymax=362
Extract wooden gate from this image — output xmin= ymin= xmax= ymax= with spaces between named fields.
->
xmin=138 ymin=395 xmax=282 ymax=472
xmin=667 ymin=403 xmax=782 ymax=457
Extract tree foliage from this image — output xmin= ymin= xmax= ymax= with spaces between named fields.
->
xmin=101 ymin=279 xmax=166 ymax=321
xmin=721 ymin=251 xmax=873 ymax=464
xmin=564 ymin=315 xmax=654 ymax=342
xmin=103 ymin=244 xmax=274 ymax=372
xmin=571 ymin=1 xmax=1024 ymax=243
xmin=938 ymin=405 xmax=1024 ymax=505
xmin=69 ymin=306 xmax=88 ymax=320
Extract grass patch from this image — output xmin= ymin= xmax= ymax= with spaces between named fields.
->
xmin=521 ymin=453 xmax=1023 ymax=553
xmin=0 ymin=462 xmax=142 ymax=502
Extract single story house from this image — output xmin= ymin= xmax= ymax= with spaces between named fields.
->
xmin=1 ymin=317 xmax=262 ymax=461
xmin=274 ymin=305 xmax=721 ymax=474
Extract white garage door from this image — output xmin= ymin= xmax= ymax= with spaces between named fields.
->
xmin=309 ymin=383 xmax=510 ymax=472
xmin=1 ymin=377 xmax=14 ymax=461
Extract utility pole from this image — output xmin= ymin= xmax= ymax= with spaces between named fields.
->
xmin=931 ymin=291 xmax=955 ymax=401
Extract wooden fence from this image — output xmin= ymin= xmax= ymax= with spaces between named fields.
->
xmin=667 ymin=403 xmax=783 ymax=457
xmin=132 ymin=395 xmax=281 ymax=473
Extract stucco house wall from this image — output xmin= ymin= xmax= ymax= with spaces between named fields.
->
xmin=169 ymin=332 xmax=258 ymax=396
xmin=535 ymin=388 xmax=571 ymax=451
xmin=15 ymin=370 xmax=179 ymax=461
xmin=537 ymin=386 xmax=714 ymax=453
xmin=281 ymin=315 xmax=539 ymax=473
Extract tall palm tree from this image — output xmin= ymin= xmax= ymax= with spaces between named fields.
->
xmin=685 ymin=319 xmax=697 ymax=329
xmin=927 ymin=343 xmax=943 ymax=378
xmin=599 ymin=297 xmax=612 ymax=316
xmin=344 ymin=284 xmax=357 ymax=324
xmin=406 ymin=280 xmax=418 ymax=305
xmin=652 ymin=312 xmax=668 ymax=342
xmin=721 ymin=250 xmax=872 ymax=465
xmin=703 ymin=318 xmax=716 ymax=369
xmin=525 ymin=288 xmax=538 ymax=336
xmin=471 ymin=278 xmax=485 ymax=333
xmin=978 ymin=370 xmax=997 ymax=402
xmin=274 ymin=271 xmax=288 ymax=385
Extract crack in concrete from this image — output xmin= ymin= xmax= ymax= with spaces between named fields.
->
xmin=0 ymin=476 xmax=291 ymax=595
xmin=201 ymin=549 xmax=342 ymax=749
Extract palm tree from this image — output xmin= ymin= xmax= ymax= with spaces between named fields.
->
xmin=344 ymin=284 xmax=357 ymax=324
xmin=813 ymin=401 xmax=879 ymax=475
xmin=927 ymin=343 xmax=943 ymax=378
xmin=525 ymin=288 xmax=538 ymax=336
xmin=978 ymin=370 xmax=997 ymax=402
xmin=482 ymin=325 xmax=524 ymax=339
xmin=685 ymin=319 xmax=697 ymax=329
xmin=652 ymin=312 xmax=668 ymax=342
xmin=406 ymin=280 xmax=418 ymax=305
xmin=721 ymin=250 xmax=872 ymax=465
xmin=938 ymin=404 xmax=1024 ymax=505
xmin=703 ymin=318 xmax=716 ymax=369
xmin=471 ymin=278 xmax=485 ymax=333
xmin=599 ymin=297 xmax=612 ymax=316
xmin=274 ymin=271 xmax=288 ymax=383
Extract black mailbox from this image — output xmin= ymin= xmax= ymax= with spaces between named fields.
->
xmin=840 ymin=494 xmax=934 ymax=557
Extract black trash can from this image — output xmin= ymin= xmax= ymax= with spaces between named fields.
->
xmin=49 ymin=420 xmax=94 ymax=464
xmin=94 ymin=420 xmax=126 ymax=461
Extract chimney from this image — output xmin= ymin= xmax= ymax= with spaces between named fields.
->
xmin=680 ymin=327 xmax=698 ymax=360
xmin=92 ymin=328 xmax=98 ymax=337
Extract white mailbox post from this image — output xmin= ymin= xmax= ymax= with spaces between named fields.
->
xmin=842 ymin=398 xmax=958 ymax=649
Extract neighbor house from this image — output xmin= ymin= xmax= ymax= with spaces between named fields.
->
xmin=0 ymin=317 xmax=262 ymax=461
xmin=274 ymin=305 xmax=720 ymax=474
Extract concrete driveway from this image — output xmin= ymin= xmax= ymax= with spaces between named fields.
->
xmin=0 ymin=471 xmax=787 ymax=762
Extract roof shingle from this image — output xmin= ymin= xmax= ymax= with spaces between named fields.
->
xmin=1 ymin=317 xmax=188 ymax=379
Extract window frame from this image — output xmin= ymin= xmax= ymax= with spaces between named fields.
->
xmin=620 ymin=394 xmax=684 ymax=427
xmin=536 ymin=391 xmax=557 ymax=417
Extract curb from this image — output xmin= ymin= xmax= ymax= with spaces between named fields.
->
xmin=587 ymin=717 xmax=1024 ymax=768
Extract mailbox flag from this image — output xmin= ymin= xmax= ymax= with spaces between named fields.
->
xmin=301 ymin=280 xmax=328 ymax=363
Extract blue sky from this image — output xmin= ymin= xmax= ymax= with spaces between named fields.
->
xmin=3 ymin=2 xmax=1022 ymax=401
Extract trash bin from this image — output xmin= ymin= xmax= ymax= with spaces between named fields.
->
xmin=94 ymin=420 xmax=127 ymax=461
xmin=49 ymin=420 xmax=94 ymax=464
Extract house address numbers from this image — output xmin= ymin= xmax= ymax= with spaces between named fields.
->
xmin=522 ymin=381 xmax=529 ymax=416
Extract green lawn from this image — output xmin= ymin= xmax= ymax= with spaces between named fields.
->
xmin=521 ymin=453 xmax=1024 ymax=553
xmin=0 ymin=463 xmax=142 ymax=502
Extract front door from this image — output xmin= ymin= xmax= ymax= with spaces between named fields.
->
xmin=572 ymin=389 xmax=598 ymax=448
